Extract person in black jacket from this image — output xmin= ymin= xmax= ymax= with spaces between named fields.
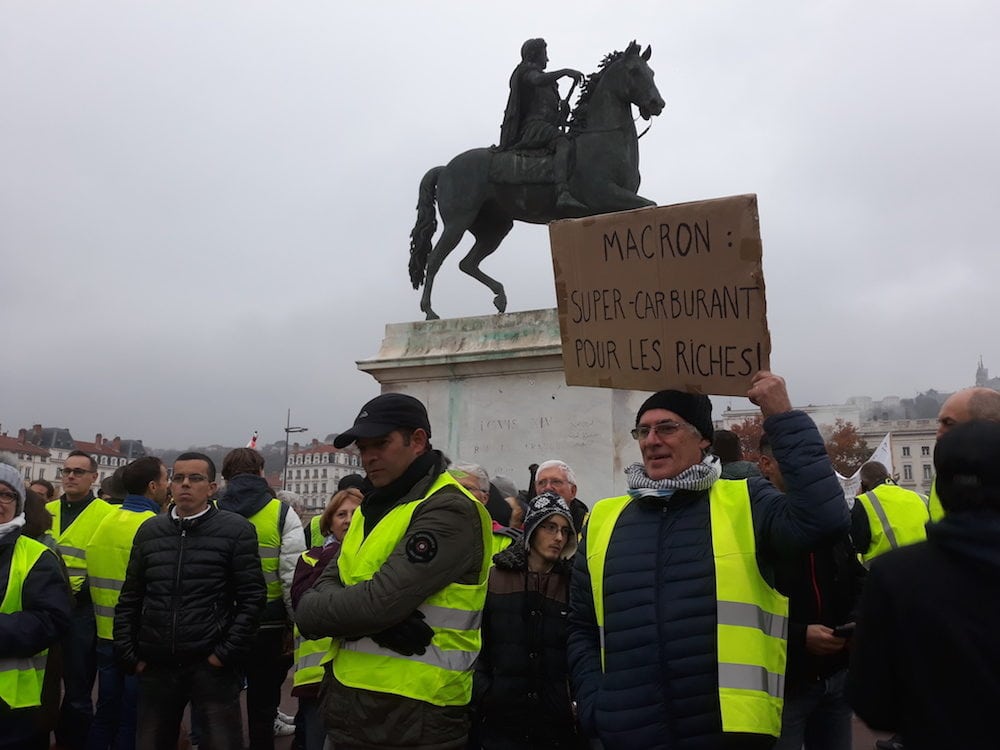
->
xmin=848 ymin=420 xmax=1000 ymax=749
xmin=113 ymin=452 xmax=266 ymax=750
xmin=0 ymin=463 xmax=72 ymax=750
xmin=474 ymin=492 xmax=584 ymax=749
xmin=759 ymin=434 xmax=865 ymax=750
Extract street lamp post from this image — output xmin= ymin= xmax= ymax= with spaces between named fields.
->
xmin=282 ymin=408 xmax=308 ymax=490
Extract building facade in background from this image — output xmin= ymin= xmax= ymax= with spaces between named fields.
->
xmin=718 ymin=360 xmax=1000 ymax=496
xmin=282 ymin=439 xmax=362 ymax=512
xmin=0 ymin=424 xmax=146 ymax=494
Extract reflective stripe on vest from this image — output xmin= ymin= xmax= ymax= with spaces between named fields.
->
xmin=586 ymin=481 xmax=788 ymax=738
xmin=928 ymin=479 xmax=945 ymax=522
xmin=292 ymin=549 xmax=336 ymax=688
xmin=0 ymin=536 xmax=52 ymax=708
xmin=308 ymin=516 xmax=325 ymax=548
xmin=293 ymin=628 xmax=334 ymax=688
xmin=86 ymin=507 xmax=156 ymax=639
xmin=46 ymin=498 xmax=115 ymax=593
xmin=248 ymin=499 xmax=283 ymax=602
xmin=332 ymin=472 xmax=492 ymax=707
xmin=856 ymin=484 xmax=930 ymax=563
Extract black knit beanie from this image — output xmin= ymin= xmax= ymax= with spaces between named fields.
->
xmin=636 ymin=391 xmax=714 ymax=441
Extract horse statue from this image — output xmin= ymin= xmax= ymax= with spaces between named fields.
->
xmin=408 ymin=41 xmax=665 ymax=320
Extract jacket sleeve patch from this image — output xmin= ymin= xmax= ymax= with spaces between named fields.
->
xmin=405 ymin=532 xmax=438 ymax=564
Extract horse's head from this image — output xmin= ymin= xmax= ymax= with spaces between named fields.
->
xmin=618 ymin=41 xmax=665 ymax=120
xmin=569 ymin=41 xmax=666 ymax=134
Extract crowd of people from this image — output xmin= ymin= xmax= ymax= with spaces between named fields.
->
xmin=1 ymin=378 xmax=998 ymax=750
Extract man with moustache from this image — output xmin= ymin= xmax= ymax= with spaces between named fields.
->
xmin=114 ymin=452 xmax=265 ymax=750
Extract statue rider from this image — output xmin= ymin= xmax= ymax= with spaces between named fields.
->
xmin=499 ymin=38 xmax=586 ymax=211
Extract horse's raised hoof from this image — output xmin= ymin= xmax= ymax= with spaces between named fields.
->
xmin=493 ymin=292 xmax=507 ymax=314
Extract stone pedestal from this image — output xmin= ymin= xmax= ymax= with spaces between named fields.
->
xmin=357 ymin=309 xmax=652 ymax=501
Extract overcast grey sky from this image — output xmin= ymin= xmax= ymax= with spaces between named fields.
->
xmin=2 ymin=1 xmax=997 ymax=448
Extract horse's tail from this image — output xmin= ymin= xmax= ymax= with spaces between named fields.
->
xmin=408 ymin=166 xmax=443 ymax=289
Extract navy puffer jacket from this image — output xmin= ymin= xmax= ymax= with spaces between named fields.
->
xmin=567 ymin=411 xmax=849 ymax=750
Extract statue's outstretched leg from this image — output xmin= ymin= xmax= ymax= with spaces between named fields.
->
xmin=459 ymin=211 xmax=514 ymax=315
xmin=554 ymin=138 xmax=587 ymax=212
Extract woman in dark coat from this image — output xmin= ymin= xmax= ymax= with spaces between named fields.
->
xmin=0 ymin=465 xmax=71 ymax=750
xmin=473 ymin=492 xmax=584 ymax=749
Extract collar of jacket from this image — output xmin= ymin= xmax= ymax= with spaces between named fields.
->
xmin=170 ymin=502 xmax=219 ymax=530
xmin=493 ymin=543 xmax=572 ymax=574
xmin=360 ymin=450 xmax=441 ymax=536
xmin=217 ymin=474 xmax=273 ymax=518
xmin=927 ymin=511 xmax=1000 ymax=573
xmin=122 ymin=495 xmax=161 ymax=514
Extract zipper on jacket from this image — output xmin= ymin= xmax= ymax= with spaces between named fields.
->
xmin=808 ymin=552 xmax=823 ymax=621
xmin=171 ymin=526 xmax=187 ymax=656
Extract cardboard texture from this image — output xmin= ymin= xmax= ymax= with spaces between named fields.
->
xmin=548 ymin=194 xmax=770 ymax=396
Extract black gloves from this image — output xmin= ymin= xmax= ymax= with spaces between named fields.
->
xmin=370 ymin=610 xmax=434 ymax=656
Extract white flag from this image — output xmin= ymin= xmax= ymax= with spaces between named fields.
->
xmin=867 ymin=432 xmax=893 ymax=476
xmin=835 ymin=432 xmax=892 ymax=505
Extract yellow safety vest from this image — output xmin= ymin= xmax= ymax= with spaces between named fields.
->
xmin=86 ymin=506 xmax=156 ymax=639
xmin=855 ymin=484 xmax=930 ymax=563
xmin=248 ymin=499 xmax=283 ymax=603
xmin=307 ymin=515 xmax=325 ymax=548
xmin=292 ymin=550 xmax=336 ymax=689
xmin=47 ymin=497 xmax=115 ymax=593
xmin=491 ymin=531 xmax=514 ymax=557
xmin=0 ymin=535 xmax=52 ymax=709
xmin=332 ymin=471 xmax=492 ymax=707
xmin=928 ymin=480 xmax=945 ymax=521
xmin=586 ymin=481 xmax=788 ymax=738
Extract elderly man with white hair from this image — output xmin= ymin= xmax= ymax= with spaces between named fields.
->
xmin=450 ymin=463 xmax=521 ymax=555
xmin=534 ymin=459 xmax=589 ymax=533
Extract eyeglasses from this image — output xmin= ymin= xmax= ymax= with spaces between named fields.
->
xmin=536 ymin=478 xmax=567 ymax=489
xmin=0 ymin=490 xmax=18 ymax=505
xmin=631 ymin=421 xmax=687 ymax=441
xmin=60 ymin=467 xmax=94 ymax=477
xmin=170 ymin=474 xmax=209 ymax=484
xmin=537 ymin=521 xmax=571 ymax=537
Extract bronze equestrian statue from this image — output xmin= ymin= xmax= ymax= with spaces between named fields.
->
xmin=409 ymin=40 xmax=665 ymax=320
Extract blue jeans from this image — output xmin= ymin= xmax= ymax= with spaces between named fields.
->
xmin=774 ymin=668 xmax=852 ymax=750
xmin=297 ymin=696 xmax=326 ymax=750
xmin=55 ymin=599 xmax=98 ymax=750
xmin=86 ymin=638 xmax=137 ymax=750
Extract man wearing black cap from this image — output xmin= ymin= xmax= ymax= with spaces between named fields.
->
xmin=295 ymin=392 xmax=493 ymax=750
xmin=568 ymin=371 xmax=850 ymax=750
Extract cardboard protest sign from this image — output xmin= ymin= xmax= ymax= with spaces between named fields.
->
xmin=548 ymin=194 xmax=769 ymax=396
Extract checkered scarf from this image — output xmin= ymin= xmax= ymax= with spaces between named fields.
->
xmin=625 ymin=455 xmax=721 ymax=499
